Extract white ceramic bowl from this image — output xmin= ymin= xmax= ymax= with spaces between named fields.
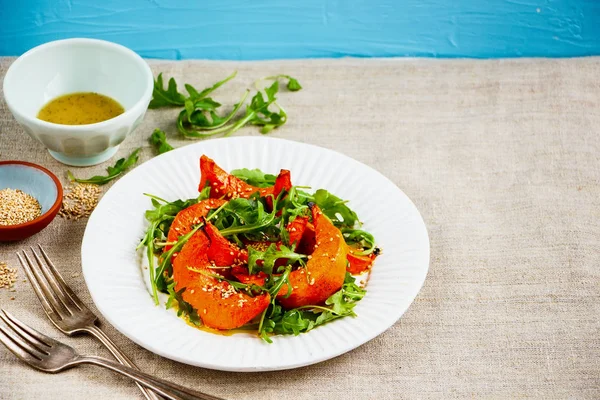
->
xmin=3 ymin=38 xmax=153 ymax=166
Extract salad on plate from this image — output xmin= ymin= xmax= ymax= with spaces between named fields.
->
xmin=139 ymin=155 xmax=380 ymax=342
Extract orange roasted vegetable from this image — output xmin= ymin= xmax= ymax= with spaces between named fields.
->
xmin=277 ymin=205 xmax=347 ymax=309
xmin=165 ymin=199 xmax=226 ymax=252
xmin=198 ymin=155 xmax=291 ymax=204
xmin=171 ymin=221 xmax=269 ymax=330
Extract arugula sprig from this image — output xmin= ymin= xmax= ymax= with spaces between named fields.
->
xmin=248 ymin=244 xmax=307 ymax=275
xmin=148 ymin=72 xmax=301 ymax=140
xmin=149 ymin=128 xmax=174 ymax=155
xmin=67 ymin=148 xmax=141 ymax=185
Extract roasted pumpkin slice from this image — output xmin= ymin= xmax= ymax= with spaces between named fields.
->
xmin=171 ymin=222 xmax=269 ymax=330
xmin=198 ymin=155 xmax=291 ymax=202
xmin=277 ymin=205 xmax=347 ymax=309
xmin=165 ymin=199 xmax=226 ymax=252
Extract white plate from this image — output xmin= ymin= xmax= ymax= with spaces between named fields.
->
xmin=81 ymin=136 xmax=429 ymax=372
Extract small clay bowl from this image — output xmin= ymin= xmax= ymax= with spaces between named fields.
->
xmin=0 ymin=161 xmax=63 ymax=241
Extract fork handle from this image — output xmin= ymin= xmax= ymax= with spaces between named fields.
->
xmin=86 ymin=325 xmax=163 ymax=400
xmin=76 ymin=355 xmax=223 ymax=400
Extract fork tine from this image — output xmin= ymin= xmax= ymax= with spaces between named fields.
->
xmin=0 ymin=321 xmax=47 ymax=360
xmin=36 ymin=245 xmax=84 ymax=311
xmin=0 ymin=324 xmax=42 ymax=363
xmin=1 ymin=310 xmax=52 ymax=348
xmin=30 ymin=247 xmax=81 ymax=312
xmin=17 ymin=253 xmax=56 ymax=317
xmin=19 ymin=251 xmax=72 ymax=318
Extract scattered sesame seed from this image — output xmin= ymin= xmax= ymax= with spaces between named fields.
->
xmin=190 ymin=289 xmax=195 ymax=294
xmin=58 ymin=182 xmax=101 ymax=220
xmin=0 ymin=188 xmax=41 ymax=225
xmin=0 ymin=261 xmax=17 ymax=290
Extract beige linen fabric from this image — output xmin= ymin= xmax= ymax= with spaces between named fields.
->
xmin=0 ymin=57 xmax=598 ymax=399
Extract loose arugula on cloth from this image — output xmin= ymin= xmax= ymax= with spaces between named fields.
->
xmin=139 ymin=167 xmax=377 ymax=341
xmin=149 ymin=129 xmax=174 ymax=155
xmin=67 ymin=148 xmax=141 ymax=185
xmin=147 ymin=72 xmax=301 ymax=140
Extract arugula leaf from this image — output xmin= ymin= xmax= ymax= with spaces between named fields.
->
xmin=149 ymin=73 xmax=187 ymax=108
xmin=312 ymin=189 xmax=359 ymax=228
xmin=165 ymin=281 xmax=202 ymax=326
xmin=341 ymin=228 xmax=378 ymax=255
xmin=247 ymin=243 xmax=307 ymax=275
xmin=67 ymin=148 xmax=141 ymax=185
xmin=230 ymin=168 xmax=277 ymax=187
xmin=217 ymin=196 xmax=279 ymax=237
xmin=258 ymin=75 xmax=302 ymax=92
xmin=149 ymin=128 xmax=174 ymax=155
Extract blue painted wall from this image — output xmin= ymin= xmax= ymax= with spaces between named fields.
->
xmin=1 ymin=0 xmax=599 ymax=59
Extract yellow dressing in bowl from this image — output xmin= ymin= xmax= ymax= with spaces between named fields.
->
xmin=38 ymin=92 xmax=124 ymax=125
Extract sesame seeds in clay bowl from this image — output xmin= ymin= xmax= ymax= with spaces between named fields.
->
xmin=0 ymin=161 xmax=63 ymax=241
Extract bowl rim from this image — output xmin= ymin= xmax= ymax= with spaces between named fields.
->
xmin=0 ymin=161 xmax=63 ymax=231
xmin=2 ymin=38 xmax=154 ymax=131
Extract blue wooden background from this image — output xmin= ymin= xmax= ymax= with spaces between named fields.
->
xmin=1 ymin=0 xmax=599 ymax=59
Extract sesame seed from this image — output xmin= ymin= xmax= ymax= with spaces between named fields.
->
xmin=0 ymin=261 xmax=18 ymax=289
xmin=0 ymin=188 xmax=42 ymax=225
xmin=190 ymin=289 xmax=195 ymax=294
xmin=58 ymin=182 xmax=101 ymax=220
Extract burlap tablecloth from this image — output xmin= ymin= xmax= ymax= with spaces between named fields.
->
xmin=0 ymin=57 xmax=598 ymax=399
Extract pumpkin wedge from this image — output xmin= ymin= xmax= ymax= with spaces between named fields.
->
xmin=198 ymin=155 xmax=291 ymax=203
xmin=277 ymin=204 xmax=347 ymax=309
xmin=171 ymin=221 xmax=269 ymax=330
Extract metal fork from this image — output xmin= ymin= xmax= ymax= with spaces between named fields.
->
xmin=0 ymin=310 xmax=222 ymax=400
xmin=17 ymin=245 xmax=161 ymax=400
